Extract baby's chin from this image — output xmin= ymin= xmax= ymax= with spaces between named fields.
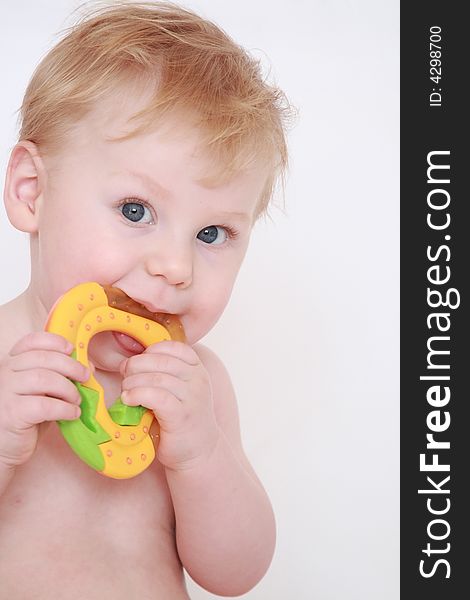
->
xmin=182 ymin=318 xmax=219 ymax=347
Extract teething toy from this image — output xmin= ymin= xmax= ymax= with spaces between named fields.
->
xmin=44 ymin=282 xmax=185 ymax=479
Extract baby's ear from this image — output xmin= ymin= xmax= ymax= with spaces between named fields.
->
xmin=3 ymin=141 xmax=47 ymax=233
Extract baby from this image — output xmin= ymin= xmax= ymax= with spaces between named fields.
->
xmin=0 ymin=3 xmax=289 ymax=598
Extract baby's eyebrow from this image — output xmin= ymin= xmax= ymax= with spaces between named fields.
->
xmin=213 ymin=211 xmax=251 ymax=224
xmin=111 ymin=169 xmax=171 ymax=198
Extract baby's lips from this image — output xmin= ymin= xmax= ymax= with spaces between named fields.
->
xmin=103 ymin=285 xmax=186 ymax=342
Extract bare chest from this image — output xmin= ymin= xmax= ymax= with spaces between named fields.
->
xmin=0 ymin=424 xmax=188 ymax=599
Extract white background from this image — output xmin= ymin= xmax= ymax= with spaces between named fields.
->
xmin=0 ymin=1 xmax=399 ymax=598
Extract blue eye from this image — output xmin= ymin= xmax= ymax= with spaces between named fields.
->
xmin=120 ymin=201 xmax=154 ymax=224
xmin=197 ymin=226 xmax=228 ymax=245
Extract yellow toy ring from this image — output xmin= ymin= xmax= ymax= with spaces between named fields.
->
xmin=44 ymin=281 xmax=185 ymax=479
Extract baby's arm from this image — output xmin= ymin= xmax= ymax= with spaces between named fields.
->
xmin=166 ymin=344 xmax=276 ymax=595
xmin=121 ymin=341 xmax=275 ymax=595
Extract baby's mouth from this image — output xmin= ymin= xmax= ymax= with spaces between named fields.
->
xmin=111 ymin=331 xmax=146 ymax=355
xmin=103 ymin=286 xmax=186 ymax=343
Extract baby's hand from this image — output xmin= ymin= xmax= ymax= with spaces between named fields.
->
xmin=0 ymin=332 xmax=89 ymax=469
xmin=120 ymin=341 xmax=221 ymax=471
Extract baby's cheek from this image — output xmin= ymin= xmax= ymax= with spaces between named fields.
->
xmin=78 ymin=243 xmax=131 ymax=284
xmin=185 ymin=292 xmax=232 ymax=344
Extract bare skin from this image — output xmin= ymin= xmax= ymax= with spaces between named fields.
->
xmin=0 ymin=290 xmax=275 ymax=599
xmin=0 ymin=294 xmax=188 ymax=598
xmin=0 ymin=95 xmax=276 ymax=598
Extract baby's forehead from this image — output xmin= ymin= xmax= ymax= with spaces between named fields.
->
xmin=71 ymin=84 xmax=157 ymax=144
xmin=72 ymin=120 xmax=215 ymax=188
xmin=64 ymin=94 xmax=264 ymax=187
xmin=55 ymin=115 xmax=265 ymax=210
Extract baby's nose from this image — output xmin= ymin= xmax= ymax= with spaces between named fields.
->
xmin=144 ymin=242 xmax=193 ymax=288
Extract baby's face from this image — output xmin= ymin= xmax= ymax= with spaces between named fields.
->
xmin=34 ymin=92 xmax=267 ymax=371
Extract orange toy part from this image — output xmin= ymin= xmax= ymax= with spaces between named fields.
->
xmin=44 ymin=282 xmax=185 ymax=479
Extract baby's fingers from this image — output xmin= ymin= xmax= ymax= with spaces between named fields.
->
xmin=14 ymin=395 xmax=81 ymax=427
xmin=122 ymin=387 xmax=181 ymax=430
xmin=122 ymin=372 xmax=184 ymax=401
xmin=9 ymin=350 xmax=89 ymax=383
xmin=9 ymin=331 xmax=73 ymax=357
xmin=12 ymin=369 xmax=83 ymax=406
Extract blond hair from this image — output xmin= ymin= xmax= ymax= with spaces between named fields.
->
xmin=18 ymin=1 xmax=293 ymax=217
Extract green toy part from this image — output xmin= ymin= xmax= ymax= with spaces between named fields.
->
xmin=58 ymin=381 xmax=146 ymax=471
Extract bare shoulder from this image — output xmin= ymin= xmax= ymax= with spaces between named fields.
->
xmin=193 ymin=343 xmax=233 ymax=393
xmin=0 ymin=294 xmax=31 ymax=359
xmin=0 ymin=301 xmax=18 ymax=358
